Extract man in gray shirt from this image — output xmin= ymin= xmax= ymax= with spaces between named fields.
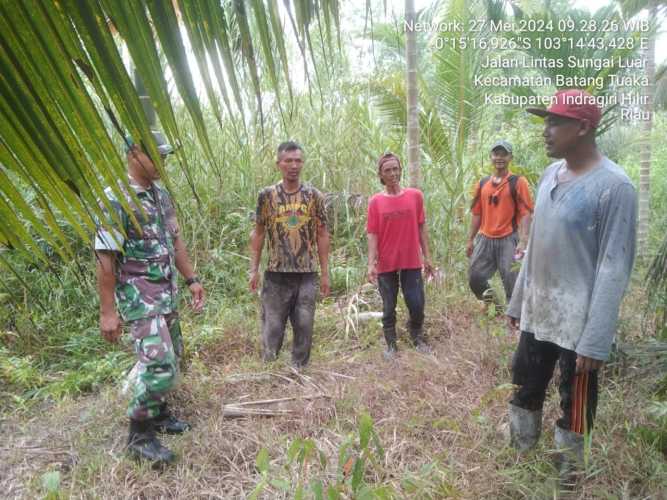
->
xmin=506 ymin=89 xmax=637 ymax=479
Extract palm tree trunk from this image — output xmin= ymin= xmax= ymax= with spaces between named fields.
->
xmin=638 ymin=1 xmax=656 ymax=258
xmin=405 ymin=0 xmax=420 ymax=188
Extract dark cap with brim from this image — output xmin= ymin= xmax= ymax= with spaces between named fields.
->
xmin=125 ymin=130 xmax=174 ymax=155
xmin=526 ymin=89 xmax=601 ymax=128
xmin=490 ymin=140 xmax=513 ymax=154
xmin=525 ymin=108 xmax=549 ymax=117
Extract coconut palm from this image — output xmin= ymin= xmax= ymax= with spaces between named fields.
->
xmin=0 ymin=0 xmax=342 ymax=267
xmin=371 ymin=0 xmax=491 ymax=262
xmin=620 ymin=0 xmax=667 ymax=258
xmin=405 ymin=0 xmax=420 ymax=187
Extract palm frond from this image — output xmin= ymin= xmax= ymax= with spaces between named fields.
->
xmin=0 ymin=0 xmax=342 ymax=263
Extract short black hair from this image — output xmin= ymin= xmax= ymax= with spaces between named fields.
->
xmin=277 ymin=141 xmax=303 ymax=160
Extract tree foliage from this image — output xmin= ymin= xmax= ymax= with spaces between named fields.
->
xmin=0 ymin=0 xmax=341 ymax=266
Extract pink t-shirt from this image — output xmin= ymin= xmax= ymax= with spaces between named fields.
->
xmin=367 ymin=188 xmax=425 ymax=273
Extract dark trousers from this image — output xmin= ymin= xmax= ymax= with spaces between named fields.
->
xmin=377 ymin=269 xmax=425 ymax=346
xmin=261 ymin=272 xmax=317 ymax=367
xmin=511 ymin=331 xmax=598 ymax=433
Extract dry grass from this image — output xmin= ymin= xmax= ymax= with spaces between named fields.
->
xmin=1 ymin=284 xmax=665 ymax=499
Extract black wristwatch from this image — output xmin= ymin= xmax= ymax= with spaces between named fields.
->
xmin=185 ymin=276 xmax=200 ymax=286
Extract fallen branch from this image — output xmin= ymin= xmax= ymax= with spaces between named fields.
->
xmin=289 ymin=367 xmax=328 ymax=395
xmin=225 ymin=371 xmax=294 ymax=384
xmin=229 ymin=394 xmax=330 ymax=407
xmin=222 ymin=406 xmax=293 ymax=418
xmin=310 ymin=369 xmax=356 ymax=380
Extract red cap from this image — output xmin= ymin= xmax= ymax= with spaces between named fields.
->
xmin=526 ymin=89 xmax=602 ymax=128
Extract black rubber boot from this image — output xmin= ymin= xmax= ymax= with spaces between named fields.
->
xmin=383 ymin=327 xmax=398 ymax=360
xmin=127 ymin=419 xmax=176 ymax=466
xmin=408 ymin=324 xmax=431 ymax=354
xmin=153 ymin=404 xmax=192 ymax=435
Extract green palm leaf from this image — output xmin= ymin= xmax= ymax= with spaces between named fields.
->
xmin=0 ymin=0 xmax=342 ymax=264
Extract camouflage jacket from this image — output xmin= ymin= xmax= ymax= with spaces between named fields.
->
xmin=94 ymin=178 xmax=179 ymax=321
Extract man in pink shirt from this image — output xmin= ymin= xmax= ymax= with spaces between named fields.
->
xmin=367 ymin=153 xmax=434 ymax=358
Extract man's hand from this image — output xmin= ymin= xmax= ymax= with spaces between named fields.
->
xmin=506 ymin=315 xmax=520 ymax=332
xmin=514 ymin=241 xmax=526 ymax=261
xmin=575 ymin=354 xmax=603 ymax=374
xmin=189 ymin=282 xmax=205 ymax=312
xmin=320 ymin=273 xmax=330 ymax=297
xmin=100 ymin=311 xmax=122 ymax=343
xmin=249 ymin=269 xmax=260 ymax=293
xmin=423 ymin=260 xmax=435 ymax=280
xmin=367 ymin=264 xmax=378 ymax=284
xmin=466 ymin=239 xmax=474 ymax=258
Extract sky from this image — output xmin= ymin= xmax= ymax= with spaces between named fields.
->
xmin=181 ymin=0 xmax=666 ymax=100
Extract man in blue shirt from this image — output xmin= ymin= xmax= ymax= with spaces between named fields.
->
xmin=506 ymin=90 xmax=637 ymax=481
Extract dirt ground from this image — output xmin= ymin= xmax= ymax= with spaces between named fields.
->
xmin=1 ymin=295 xmax=665 ymax=499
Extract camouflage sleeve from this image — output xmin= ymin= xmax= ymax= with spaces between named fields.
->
xmin=93 ymin=194 xmax=125 ymax=252
xmin=161 ymin=189 xmax=181 ymax=237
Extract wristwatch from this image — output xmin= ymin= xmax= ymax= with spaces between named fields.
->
xmin=185 ymin=276 xmax=200 ymax=286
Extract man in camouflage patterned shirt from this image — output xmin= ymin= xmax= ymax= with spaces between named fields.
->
xmin=249 ymin=141 xmax=330 ymax=368
xmin=95 ymin=131 xmax=204 ymax=466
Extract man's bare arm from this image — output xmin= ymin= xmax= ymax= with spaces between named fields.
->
xmin=249 ymin=223 xmax=265 ymax=292
xmin=174 ymin=235 xmax=205 ymax=312
xmin=467 ymin=214 xmax=481 ymax=258
xmin=517 ymin=214 xmax=532 ymax=253
xmin=367 ymin=233 xmax=378 ymax=283
xmin=317 ymin=224 xmax=330 ymax=296
xmin=96 ymin=251 xmax=122 ymax=343
xmin=419 ymin=223 xmax=434 ymax=278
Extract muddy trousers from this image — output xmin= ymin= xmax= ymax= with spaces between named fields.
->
xmin=127 ymin=312 xmax=183 ymax=421
xmin=511 ymin=331 xmax=598 ymax=434
xmin=468 ymin=233 xmax=518 ymax=303
xmin=261 ymin=271 xmax=317 ymax=367
xmin=377 ymin=269 xmax=425 ymax=346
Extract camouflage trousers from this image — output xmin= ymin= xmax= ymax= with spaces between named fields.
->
xmin=127 ymin=312 xmax=183 ymax=421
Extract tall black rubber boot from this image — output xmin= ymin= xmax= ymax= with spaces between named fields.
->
xmin=127 ymin=419 xmax=176 ymax=466
xmin=383 ymin=327 xmax=398 ymax=360
xmin=153 ymin=404 xmax=192 ymax=435
xmin=408 ymin=323 xmax=431 ymax=354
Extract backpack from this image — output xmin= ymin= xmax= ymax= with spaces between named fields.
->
xmin=472 ymin=174 xmax=522 ymax=230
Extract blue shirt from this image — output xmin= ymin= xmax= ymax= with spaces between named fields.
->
xmin=507 ymin=157 xmax=637 ymax=360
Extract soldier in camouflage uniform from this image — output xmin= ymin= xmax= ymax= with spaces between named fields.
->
xmin=95 ymin=131 xmax=204 ymax=465
xmin=249 ymin=141 xmax=330 ymax=368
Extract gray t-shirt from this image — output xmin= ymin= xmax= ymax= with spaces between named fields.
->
xmin=507 ymin=157 xmax=637 ymax=360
